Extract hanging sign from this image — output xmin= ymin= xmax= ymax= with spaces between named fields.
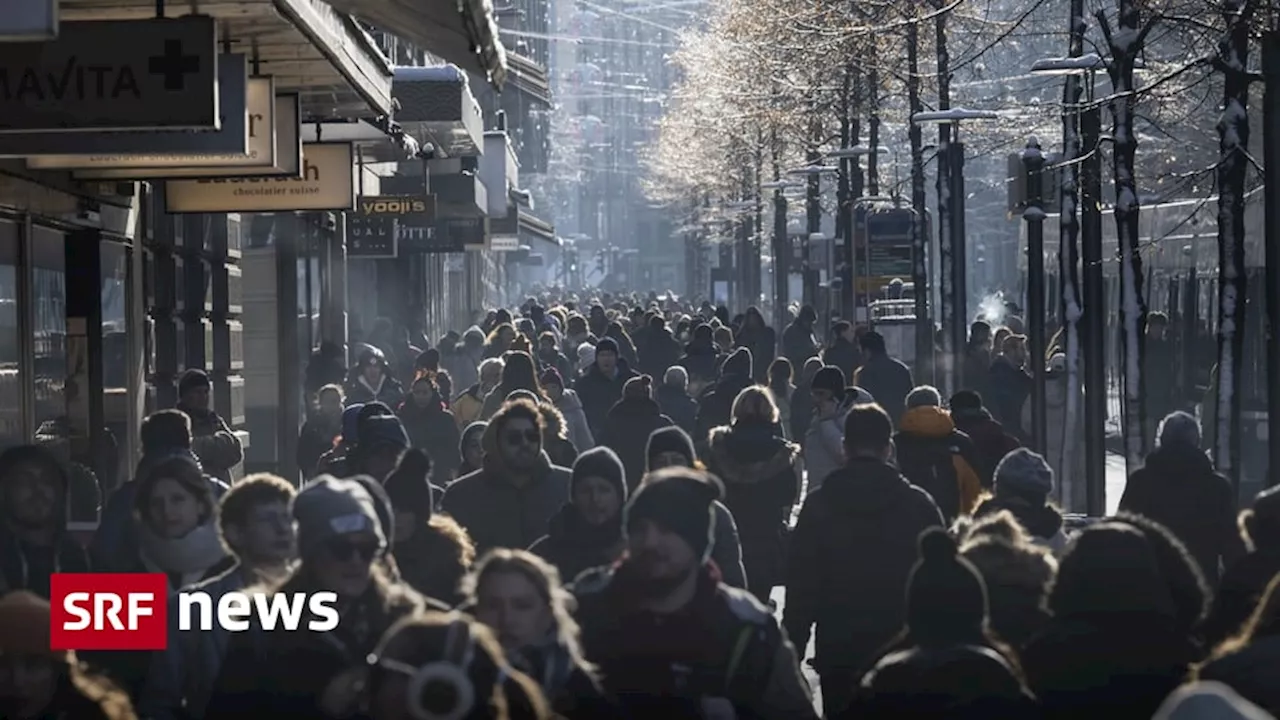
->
xmin=347 ymin=214 xmax=398 ymax=258
xmin=0 ymin=0 xmax=58 ymax=41
xmin=0 ymin=17 xmax=218 ymax=132
xmin=357 ymin=195 xmax=436 ymax=226
xmin=164 ymin=143 xmax=354 ymax=214
xmin=18 ymin=56 xmax=251 ymax=162
xmin=73 ymin=94 xmax=300 ymax=180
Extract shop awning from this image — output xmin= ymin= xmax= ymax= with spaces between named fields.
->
xmin=61 ymin=0 xmax=396 ymax=118
xmin=492 ymin=208 xmax=556 ymax=245
xmin=393 ymin=66 xmax=485 ymax=157
xmin=505 ymin=53 xmax=550 ymax=106
xmin=321 ymin=0 xmax=508 ymax=89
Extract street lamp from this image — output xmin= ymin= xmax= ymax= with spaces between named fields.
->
xmin=911 ymin=108 xmax=998 ymax=396
xmin=761 ymin=180 xmax=806 ymax=330
xmin=1030 ymin=54 xmax=1106 ymax=516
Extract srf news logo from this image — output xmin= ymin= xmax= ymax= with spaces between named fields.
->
xmin=50 ymin=573 xmax=339 ymax=651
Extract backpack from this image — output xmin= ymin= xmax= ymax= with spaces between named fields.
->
xmin=896 ymin=437 xmax=960 ymax=523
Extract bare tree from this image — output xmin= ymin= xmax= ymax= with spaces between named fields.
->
xmin=1098 ymin=0 xmax=1156 ymax=471
xmin=1212 ymin=0 xmax=1254 ymax=481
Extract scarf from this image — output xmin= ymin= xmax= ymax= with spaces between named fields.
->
xmin=137 ymin=521 xmax=228 ymax=587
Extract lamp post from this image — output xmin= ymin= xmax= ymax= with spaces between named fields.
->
xmin=911 ymin=108 xmax=998 ymax=395
xmin=762 ymin=179 xmax=805 ymax=335
xmin=788 ymin=164 xmax=841 ymax=338
xmin=1031 ymin=53 xmax=1106 ymax=515
xmin=1021 ymin=138 xmax=1049 ymax=455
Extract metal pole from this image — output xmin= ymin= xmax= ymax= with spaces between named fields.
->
xmin=1024 ymin=138 xmax=1048 ymax=454
xmin=1265 ymin=32 xmax=1280 ymax=488
xmin=774 ymin=190 xmax=790 ymax=334
xmin=1081 ymin=73 xmax=1107 ymax=514
xmin=839 ymin=157 xmax=854 ymax=325
xmin=936 ymin=133 xmax=954 ymax=392
xmin=949 ymin=138 xmax=968 ymax=393
xmin=805 ymin=162 xmax=822 ymax=310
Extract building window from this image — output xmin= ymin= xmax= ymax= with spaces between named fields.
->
xmin=102 ymin=242 xmax=129 ymax=392
xmin=0 ymin=220 xmax=19 ymax=450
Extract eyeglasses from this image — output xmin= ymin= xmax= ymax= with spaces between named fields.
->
xmin=324 ymin=538 xmax=380 ymax=562
xmin=504 ymin=430 xmax=540 ymax=446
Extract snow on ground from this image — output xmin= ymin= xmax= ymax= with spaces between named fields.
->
xmin=775 ymin=453 xmax=1130 ymax=711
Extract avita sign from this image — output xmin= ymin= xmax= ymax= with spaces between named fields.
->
xmin=0 ymin=17 xmax=218 ymax=132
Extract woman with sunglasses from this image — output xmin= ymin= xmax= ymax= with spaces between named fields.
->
xmin=205 ymin=476 xmax=426 ymax=718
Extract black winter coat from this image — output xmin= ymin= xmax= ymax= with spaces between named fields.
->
xmin=1119 ymin=445 xmax=1243 ymax=584
xmin=576 ymin=362 xmax=639 ymax=437
xmin=397 ymin=400 xmax=462 ymax=482
xmin=656 ymin=384 xmax=698 ymax=437
xmin=600 ymin=397 xmax=674 ymax=490
xmin=854 ymin=354 xmax=914 ymax=426
xmin=529 ymin=504 xmax=625 ymax=584
xmin=782 ymin=458 xmax=944 ymax=678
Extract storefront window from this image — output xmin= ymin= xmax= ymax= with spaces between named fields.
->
xmin=32 ymin=225 xmax=66 ymax=433
xmin=102 ymin=242 xmax=129 ymax=391
xmin=0 ymin=220 xmax=20 ymax=450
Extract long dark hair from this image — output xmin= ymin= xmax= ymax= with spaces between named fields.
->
xmin=497 ymin=351 xmax=545 ymax=399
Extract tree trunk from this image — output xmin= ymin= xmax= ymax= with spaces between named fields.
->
xmin=1099 ymin=1 xmax=1150 ymax=471
xmin=1214 ymin=0 xmax=1251 ymax=482
xmin=908 ymin=15 xmax=931 ymax=383
xmin=1057 ymin=7 xmax=1086 ymax=510
xmin=934 ymin=0 xmax=954 ymax=391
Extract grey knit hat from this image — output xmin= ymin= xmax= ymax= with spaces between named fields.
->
xmin=993 ymin=448 xmax=1054 ymax=501
xmin=293 ymin=475 xmax=386 ymax=558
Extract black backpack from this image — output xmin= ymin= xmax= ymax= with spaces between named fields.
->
xmin=896 ymin=437 xmax=960 ymax=523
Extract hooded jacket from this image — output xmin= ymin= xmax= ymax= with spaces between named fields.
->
xmin=893 ymin=406 xmax=984 ymax=522
xmin=0 ymin=448 xmax=91 ymax=599
xmin=439 ymin=423 xmax=572 ymax=554
xmin=951 ymin=405 xmax=1021 ymax=488
xmin=783 ymin=457 xmax=944 ymax=676
xmin=974 ymin=495 xmax=1068 ymax=553
xmin=707 ymin=423 xmax=802 ymax=597
xmin=529 ymin=503 xmax=626 ymax=583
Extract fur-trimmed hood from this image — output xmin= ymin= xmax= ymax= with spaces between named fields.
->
xmin=707 ymin=423 xmax=800 ymax=484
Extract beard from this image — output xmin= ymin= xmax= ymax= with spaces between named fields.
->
xmin=628 ymin=552 xmax=697 ymax=598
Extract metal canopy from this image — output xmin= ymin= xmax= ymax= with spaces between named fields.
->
xmin=503 ymin=52 xmax=549 ymax=106
xmin=321 ymin=0 xmax=506 ymax=89
xmin=59 ymin=0 xmax=395 ymax=120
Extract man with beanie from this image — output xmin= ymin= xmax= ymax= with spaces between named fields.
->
xmin=530 ymin=446 xmax=629 ymax=581
xmin=949 ymin=389 xmax=1021 ymax=487
xmin=574 ymin=468 xmax=818 ymax=720
xmin=894 ymin=385 xmax=984 ymax=523
xmin=1119 ymin=410 xmax=1243 ymax=584
xmin=206 ymin=475 xmax=423 ymax=718
xmin=695 ymin=346 xmax=754 ymax=443
xmin=91 ymin=409 xmax=229 ymax=573
xmin=576 ymin=336 xmax=638 ymax=437
xmin=441 ymin=399 xmax=572 ymax=553
xmin=384 ymin=449 xmax=474 ymax=606
xmin=647 ymin=425 xmax=749 ymax=590
xmin=784 ymin=403 xmax=944 ymax=717
xmin=975 ymin=448 xmax=1069 ymax=552
xmin=177 ymin=369 xmax=244 ymax=484
xmin=347 ymin=413 xmax=411 ymax=482
xmin=803 ymin=365 xmax=874 ymax=495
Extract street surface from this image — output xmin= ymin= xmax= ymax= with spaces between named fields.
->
xmin=773 ymin=452 xmax=1130 ymax=711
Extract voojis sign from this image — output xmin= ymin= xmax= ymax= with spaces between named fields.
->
xmin=356 ymin=195 xmax=436 ymax=227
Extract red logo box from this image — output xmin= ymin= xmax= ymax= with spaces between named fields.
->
xmin=50 ymin=573 xmax=169 ymax=651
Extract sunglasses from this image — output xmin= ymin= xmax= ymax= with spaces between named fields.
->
xmin=325 ymin=538 xmax=380 ymax=562
xmin=504 ymin=430 xmax=540 ymax=445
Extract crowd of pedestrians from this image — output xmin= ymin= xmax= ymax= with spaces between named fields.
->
xmin=0 ymin=290 xmax=1276 ymax=719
